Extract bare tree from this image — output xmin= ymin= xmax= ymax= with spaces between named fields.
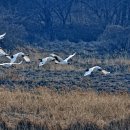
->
xmin=53 ymin=0 xmax=75 ymax=26
xmin=79 ymin=0 xmax=130 ymax=27
xmin=34 ymin=0 xmax=55 ymax=40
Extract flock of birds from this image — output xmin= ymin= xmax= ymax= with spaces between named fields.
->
xmin=0 ymin=33 xmax=110 ymax=76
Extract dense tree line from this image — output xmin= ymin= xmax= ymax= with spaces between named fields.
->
xmin=0 ymin=0 xmax=130 ymax=52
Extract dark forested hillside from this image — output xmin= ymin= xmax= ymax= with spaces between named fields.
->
xmin=0 ymin=0 xmax=130 ymax=53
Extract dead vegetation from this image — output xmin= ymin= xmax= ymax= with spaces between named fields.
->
xmin=0 ymin=46 xmax=129 ymax=129
xmin=0 ymin=87 xmax=129 ymax=129
xmin=0 ymin=46 xmax=130 ymax=91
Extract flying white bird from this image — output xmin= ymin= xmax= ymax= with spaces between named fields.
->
xmin=6 ymin=52 xmax=30 ymax=63
xmin=0 ymin=47 xmax=9 ymax=57
xmin=0 ymin=61 xmax=22 ymax=67
xmin=38 ymin=56 xmax=55 ymax=67
xmin=0 ymin=33 xmax=6 ymax=40
xmin=84 ymin=66 xmax=110 ymax=76
xmin=50 ymin=52 xmax=76 ymax=65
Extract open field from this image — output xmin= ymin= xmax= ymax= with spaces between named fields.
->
xmin=1 ymin=1 xmax=130 ymax=129
xmin=0 ymin=87 xmax=129 ymax=130
xmin=0 ymin=44 xmax=130 ymax=92
xmin=0 ymin=44 xmax=129 ymax=129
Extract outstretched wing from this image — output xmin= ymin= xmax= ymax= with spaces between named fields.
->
xmin=50 ymin=54 xmax=63 ymax=62
xmin=7 ymin=53 xmax=20 ymax=63
xmin=89 ymin=66 xmax=102 ymax=72
xmin=39 ymin=58 xmax=47 ymax=66
xmin=0 ymin=63 xmax=6 ymax=66
xmin=101 ymin=70 xmax=110 ymax=75
xmin=11 ymin=61 xmax=23 ymax=65
xmin=39 ymin=57 xmax=55 ymax=66
xmin=0 ymin=63 xmax=11 ymax=67
xmin=6 ymin=55 xmax=11 ymax=60
xmin=47 ymin=57 xmax=55 ymax=62
xmin=0 ymin=33 xmax=6 ymax=40
xmin=84 ymin=69 xmax=92 ymax=76
xmin=0 ymin=48 xmax=8 ymax=56
xmin=23 ymin=56 xmax=30 ymax=62
xmin=64 ymin=52 xmax=76 ymax=62
xmin=0 ymin=61 xmax=22 ymax=67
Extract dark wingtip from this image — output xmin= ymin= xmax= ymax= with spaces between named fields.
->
xmin=11 ymin=55 xmax=14 ymax=58
xmin=38 ymin=59 xmax=42 ymax=62
xmin=85 ymin=69 xmax=89 ymax=71
xmin=98 ymin=68 xmax=102 ymax=71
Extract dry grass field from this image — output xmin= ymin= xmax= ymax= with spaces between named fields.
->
xmin=0 ymin=87 xmax=129 ymax=130
xmin=0 ymin=45 xmax=130 ymax=91
xmin=0 ymin=45 xmax=130 ymax=129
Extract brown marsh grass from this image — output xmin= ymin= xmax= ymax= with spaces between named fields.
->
xmin=0 ymin=87 xmax=129 ymax=129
